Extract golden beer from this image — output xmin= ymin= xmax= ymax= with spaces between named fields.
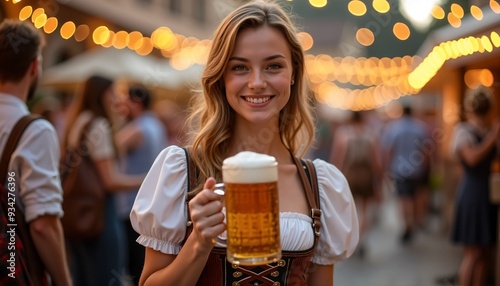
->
xmin=222 ymin=152 xmax=281 ymax=266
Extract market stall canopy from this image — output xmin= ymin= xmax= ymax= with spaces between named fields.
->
xmin=41 ymin=47 xmax=204 ymax=90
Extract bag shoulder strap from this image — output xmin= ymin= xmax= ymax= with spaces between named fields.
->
xmin=65 ymin=117 xmax=95 ymax=152
xmin=1 ymin=114 xmax=43 ymax=184
xmin=0 ymin=114 xmax=46 ymax=285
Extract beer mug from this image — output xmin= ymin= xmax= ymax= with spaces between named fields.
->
xmin=214 ymin=151 xmax=281 ymax=266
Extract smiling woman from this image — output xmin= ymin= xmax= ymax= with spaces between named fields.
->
xmin=223 ymin=25 xmax=293 ymax=126
xmin=129 ymin=1 xmax=359 ymax=285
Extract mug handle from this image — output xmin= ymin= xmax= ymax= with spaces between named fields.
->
xmin=213 ymin=183 xmax=227 ymax=247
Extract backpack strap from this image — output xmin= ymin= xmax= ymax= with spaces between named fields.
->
xmin=0 ymin=114 xmax=42 ymax=183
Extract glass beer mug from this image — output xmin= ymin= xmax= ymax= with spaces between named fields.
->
xmin=214 ymin=151 xmax=281 ymax=266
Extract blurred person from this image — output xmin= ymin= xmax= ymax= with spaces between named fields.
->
xmin=130 ymin=1 xmax=359 ymax=285
xmin=62 ymin=75 xmax=145 ymax=286
xmin=0 ymin=19 xmax=72 ymax=285
xmin=331 ymin=111 xmax=382 ymax=257
xmin=449 ymin=86 xmax=499 ymax=286
xmin=381 ymin=103 xmax=432 ymax=243
xmin=115 ymin=85 xmax=166 ymax=285
xmin=153 ymin=99 xmax=186 ymax=146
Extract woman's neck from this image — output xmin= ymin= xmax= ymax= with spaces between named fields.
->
xmin=227 ymin=123 xmax=292 ymax=164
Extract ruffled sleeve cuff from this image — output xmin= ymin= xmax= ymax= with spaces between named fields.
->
xmin=136 ymin=234 xmax=183 ymax=254
xmin=310 ymin=159 xmax=359 ymax=265
xmin=130 ymin=146 xmax=189 ymax=255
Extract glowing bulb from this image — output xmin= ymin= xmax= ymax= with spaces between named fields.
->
xmin=393 ymin=22 xmax=410 ymax=40
xmin=43 ymin=17 xmax=58 ymax=34
xmin=309 ymin=0 xmax=327 ymax=8
xmin=373 ymin=0 xmax=390 ymax=13
xmin=470 ymin=5 xmax=483 ymax=20
xmin=348 ymin=0 xmax=367 ymax=16
xmin=19 ymin=6 xmax=33 ymax=21
xmin=60 ymin=21 xmax=76 ymax=40
xmin=356 ymin=28 xmax=374 ymax=46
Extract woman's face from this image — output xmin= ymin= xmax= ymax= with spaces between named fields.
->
xmin=102 ymin=86 xmax=122 ymax=117
xmin=223 ymin=25 xmax=294 ymax=126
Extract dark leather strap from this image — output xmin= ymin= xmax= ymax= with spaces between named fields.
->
xmin=305 ymin=160 xmax=319 ymax=208
xmin=292 ymin=156 xmax=322 ymax=238
xmin=305 ymin=159 xmax=321 ymax=237
xmin=0 ymin=114 xmax=47 ymax=286
xmin=0 ymin=114 xmax=42 ymax=183
xmin=183 ymin=147 xmax=197 ymax=201
xmin=182 ymin=147 xmax=196 ymax=244
xmin=61 ymin=117 xmax=96 ymax=181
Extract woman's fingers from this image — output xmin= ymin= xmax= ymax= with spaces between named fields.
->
xmin=188 ymin=177 xmax=226 ymax=243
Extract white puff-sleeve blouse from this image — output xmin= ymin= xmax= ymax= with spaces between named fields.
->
xmin=130 ymin=145 xmax=359 ymax=265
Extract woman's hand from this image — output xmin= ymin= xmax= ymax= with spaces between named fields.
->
xmin=188 ymin=177 xmax=226 ymax=251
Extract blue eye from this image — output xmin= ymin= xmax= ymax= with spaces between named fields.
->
xmin=232 ymin=65 xmax=247 ymax=71
xmin=267 ymin=63 xmax=282 ymax=70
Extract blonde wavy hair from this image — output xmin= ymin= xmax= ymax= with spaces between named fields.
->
xmin=185 ymin=0 xmax=315 ymax=195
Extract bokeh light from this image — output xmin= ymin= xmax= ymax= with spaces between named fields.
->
xmin=309 ymin=0 xmax=327 ymax=8
xmin=432 ymin=5 xmax=445 ymax=19
xmin=470 ymin=5 xmax=483 ymax=20
xmin=60 ymin=21 xmax=76 ymax=40
xmin=372 ymin=0 xmax=390 ymax=13
xmin=393 ymin=22 xmax=410 ymax=40
xmin=43 ymin=17 xmax=58 ymax=34
xmin=74 ymin=25 xmax=90 ymax=42
xmin=18 ymin=6 xmax=33 ymax=21
xmin=348 ymin=0 xmax=367 ymax=16
xmin=356 ymin=28 xmax=374 ymax=46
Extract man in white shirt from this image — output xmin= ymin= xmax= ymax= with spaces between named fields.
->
xmin=0 ymin=19 xmax=72 ymax=285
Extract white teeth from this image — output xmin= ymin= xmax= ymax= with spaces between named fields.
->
xmin=245 ymin=97 xmax=270 ymax=104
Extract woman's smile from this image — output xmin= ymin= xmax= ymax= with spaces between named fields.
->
xmin=243 ymin=96 xmax=273 ymax=104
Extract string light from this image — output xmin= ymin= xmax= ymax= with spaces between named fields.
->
xmin=74 ymin=25 xmax=90 ymax=42
xmin=18 ymin=5 xmax=32 ymax=21
xmin=432 ymin=5 xmax=445 ymax=19
xmin=490 ymin=0 xmax=500 ymax=13
xmin=356 ymin=28 xmax=374 ymax=46
xmin=60 ymin=21 xmax=76 ymax=40
xmin=297 ymin=32 xmax=314 ymax=51
xmin=393 ymin=22 xmax=410 ymax=40
xmin=6 ymin=1 xmax=499 ymax=110
xmin=470 ymin=5 xmax=483 ymax=20
xmin=348 ymin=0 xmax=367 ymax=16
xmin=309 ymin=0 xmax=327 ymax=8
xmin=450 ymin=3 xmax=464 ymax=18
xmin=43 ymin=17 xmax=58 ymax=34
xmin=372 ymin=0 xmax=390 ymax=13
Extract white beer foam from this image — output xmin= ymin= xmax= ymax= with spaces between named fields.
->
xmin=223 ymin=151 xmax=278 ymax=183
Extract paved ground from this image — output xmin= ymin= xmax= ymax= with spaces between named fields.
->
xmin=334 ymin=192 xmax=464 ymax=286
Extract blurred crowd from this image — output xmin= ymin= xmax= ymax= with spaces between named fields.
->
xmin=28 ymin=73 xmax=499 ymax=285
xmin=2 ymin=15 xmax=499 ymax=286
